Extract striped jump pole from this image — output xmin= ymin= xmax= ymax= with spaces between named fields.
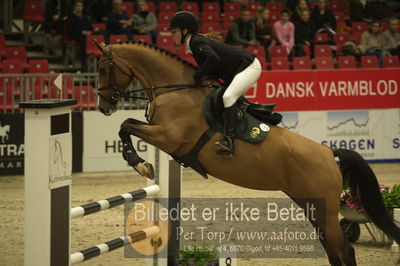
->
xmin=71 ymin=185 xmax=160 ymax=219
xmin=70 ymin=226 xmax=160 ymax=264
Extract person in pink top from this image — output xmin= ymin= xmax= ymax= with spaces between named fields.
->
xmin=273 ymin=9 xmax=295 ymax=55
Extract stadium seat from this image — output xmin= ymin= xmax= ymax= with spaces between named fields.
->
xmin=270 ymin=57 xmax=290 ymax=71
xmin=73 ymin=86 xmax=96 ymax=110
xmin=247 ymin=45 xmax=266 ymax=60
xmin=92 ymin=23 xmax=106 ymax=32
xmin=159 ymin=2 xmax=177 ymax=13
xmin=382 ymin=56 xmax=400 ymax=68
xmin=334 ymin=12 xmax=346 ymax=25
xmin=23 ymin=1 xmax=44 ymax=23
xmin=267 ymin=2 xmax=283 ymax=12
xmin=133 ymin=35 xmax=151 ymax=43
xmin=315 ymin=57 xmax=335 ymax=69
xmin=293 ymin=56 xmax=312 ymax=70
xmin=28 ymin=59 xmax=49 ymax=73
xmin=5 ymin=47 xmax=29 ymax=69
xmin=224 ymin=2 xmax=241 ymax=13
xmin=246 ymin=2 xmax=261 ymax=16
xmin=158 ymin=12 xmax=175 ymax=24
xmin=351 ymin=32 xmax=362 ymax=45
xmin=0 ymin=86 xmax=17 ymax=112
xmin=181 ymin=2 xmax=199 ymax=15
xmin=110 ymin=34 xmax=129 ymax=44
xmin=314 ymin=45 xmax=332 ymax=58
xmin=269 ymin=12 xmax=280 ymax=25
xmin=334 ymin=33 xmax=350 ymax=45
xmin=156 ymin=23 xmax=170 ymax=33
xmin=146 ymin=1 xmax=156 ymax=13
xmin=86 ymin=35 xmax=105 ymax=57
xmin=315 ymin=33 xmax=330 ymax=44
xmin=157 ymin=35 xmax=174 ymax=47
xmin=123 ymin=2 xmax=134 ymax=17
xmin=258 ymin=56 xmax=267 ymax=70
xmin=224 ymin=11 xmax=240 ymax=24
xmin=202 ymin=2 xmax=220 ymax=13
xmin=361 ymin=55 xmax=379 ymax=68
xmin=327 ymin=1 xmax=344 ymax=12
xmin=200 ymin=12 xmax=220 ymax=24
xmin=201 ymin=23 xmax=221 ymax=33
xmin=352 ymin=22 xmax=368 ymax=35
xmin=270 ymin=46 xmax=288 ymax=58
xmin=337 ymin=56 xmax=357 ymax=69
xmin=2 ymin=59 xmax=23 ymax=74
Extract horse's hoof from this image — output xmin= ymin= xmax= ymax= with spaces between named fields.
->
xmin=134 ymin=162 xmax=155 ymax=180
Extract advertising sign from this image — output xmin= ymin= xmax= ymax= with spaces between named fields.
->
xmin=0 ymin=113 xmax=24 ymax=174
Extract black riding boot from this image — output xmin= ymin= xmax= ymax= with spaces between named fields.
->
xmin=215 ymin=104 xmax=237 ymax=155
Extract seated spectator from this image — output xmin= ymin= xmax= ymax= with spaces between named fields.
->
xmin=294 ymin=10 xmax=316 ymax=56
xmin=311 ymin=0 xmax=336 ymax=34
xmin=273 ymin=9 xmax=295 ymax=55
xmin=92 ymin=0 xmax=113 ymax=23
xmin=67 ymin=0 xmax=93 ymax=68
xmin=382 ymin=18 xmax=400 ymax=55
xmin=360 ymin=21 xmax=390 ymax=66
xmin=365 ymin=0 xmax=396 ymax=21
xmin=107 ymin=0 xmax=132 ymax=38
xmin=349 ymin=0 xmax=370 ymax=23
xmin=291 ymin=0 xmax=311 ymax=23
xmin=255 ymin=7 xmax=274 ymax=56
xmin=131 ymin=0 xmax=157 ymax=43
xmin=43 ymin=0 xmax=69 ymax=55
xmin=226 ymin=9 xmax=258 ymax=48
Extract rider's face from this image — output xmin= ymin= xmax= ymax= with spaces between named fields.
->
xmin=171 ymin=28 xmax=182 ymax=45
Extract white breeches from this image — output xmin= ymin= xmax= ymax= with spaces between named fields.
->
xmin=222 ymin=58 xmax=262 ymax=108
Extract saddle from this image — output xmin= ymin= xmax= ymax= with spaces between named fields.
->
xmin=172 ymin=86 xmax=282 ymax=178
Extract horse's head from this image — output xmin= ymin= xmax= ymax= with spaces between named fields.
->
xmin=95 ymin=41 xmax=134 ymax=116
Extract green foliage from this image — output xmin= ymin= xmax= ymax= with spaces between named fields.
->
xmin=177 ymin=245 xmax=218 ymax=266
xmin=381 ymin=184 xmax=400 ymax=217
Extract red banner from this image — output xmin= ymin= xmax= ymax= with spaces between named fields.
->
xmin=246 ymin=69 xmax=400 ymax=111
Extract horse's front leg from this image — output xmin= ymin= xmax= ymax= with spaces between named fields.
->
xmin=119 ymin=118 xmax=155 ymax=179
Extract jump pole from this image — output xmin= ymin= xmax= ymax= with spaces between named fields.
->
xmin=21 ymin=99 xmax=76 ymax=266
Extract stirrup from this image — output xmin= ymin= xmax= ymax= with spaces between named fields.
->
xmin=215 ymin=136 xmax=234 ymax=155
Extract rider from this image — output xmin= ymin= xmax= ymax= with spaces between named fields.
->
xmin=169 ymin=11 xmax=262 ymax=156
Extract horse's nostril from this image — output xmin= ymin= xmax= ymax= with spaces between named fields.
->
xmin=98 ymin=107 xmax=105 ymax=113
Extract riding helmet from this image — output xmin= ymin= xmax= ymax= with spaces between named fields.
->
xmin=169 ymin=11 xmax=199 ymax=33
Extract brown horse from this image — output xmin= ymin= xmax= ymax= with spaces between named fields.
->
xmin=95 ymin=41 xmax=400 ymax=266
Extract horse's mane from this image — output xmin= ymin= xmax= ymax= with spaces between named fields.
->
xmin=115 ymin=40 xmax=197 ymax=70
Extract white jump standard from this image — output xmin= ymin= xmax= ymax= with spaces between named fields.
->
xmin=71 ymin=184 xmax=160 ymax=219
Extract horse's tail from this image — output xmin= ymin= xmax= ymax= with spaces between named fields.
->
xmin=333 ymin=148 xmax=400 ymax=244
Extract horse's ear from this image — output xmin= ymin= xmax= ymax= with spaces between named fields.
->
xmin=93 ymin=39 xmax=106 ymax=54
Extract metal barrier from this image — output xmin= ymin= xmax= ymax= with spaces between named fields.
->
xmin=0 ymin=73 xmax=146 ymax=113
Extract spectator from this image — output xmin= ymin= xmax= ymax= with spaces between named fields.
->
xmin=382 ymin=18 xmax=400 ymax=55
xmin=43 ymin=0 xmax=69 ymax=55
xmin=107 ymin=0 xmax=132 ymax=38
xmin=360 ymin=20 xmax=390 ymax=66
xmin=67 ymin=0 xmax=93 ymax=68
xmin=92 ymin=0 xmax=113 ymax=23
xmin=226 ymin=9 xmax=258 ymax=48
xmin=294 ymin=10 xmax=316 ymax=56
xmin=365 ymin=0 xmax=396 ymax=21
xmin=255 ymin=7 xmax=274 ymax=56
xmin=291 ymin=0 xmax=311 ymax=23
xmin=273 ymin=9 xmax=295 ymax=54
xmin=131 ymin=0 xmax=157 ymax=43
xmin=311 ymin=0 xmax=336 ymax=33
xmin=349 ymin=0 xmax=369 ymax=23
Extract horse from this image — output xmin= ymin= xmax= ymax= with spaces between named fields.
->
xmin=94 ymin=40 xmax=400 ymax=266
xmin=0 ymin=123 xmax=10 ymax=143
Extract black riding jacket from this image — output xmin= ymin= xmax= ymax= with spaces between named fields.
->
xmin=188 ymin=34 xmax=255 ymax=85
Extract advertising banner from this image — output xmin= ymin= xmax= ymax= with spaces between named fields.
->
xmin=247 ymin=69 xmax=400 ymax=111
xmin=0 ymin=113 xmax=24 ymax=174
xmin=83 ymin=110 xmax=149 ymax=172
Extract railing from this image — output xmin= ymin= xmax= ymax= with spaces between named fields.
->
xmin=0 ymin=73 xmax=147 ymax=113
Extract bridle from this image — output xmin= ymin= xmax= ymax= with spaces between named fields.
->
xmin=97 ymin=45 xmax=198 ymax=105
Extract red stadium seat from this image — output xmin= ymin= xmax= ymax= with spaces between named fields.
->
xmin=178 ymin=46 xmax=197 ymax=66
xmin=73 ymin=86 xmax=96 ymax=110
xmin=146 ymin=1 xmax=156 ymax=13
xmin=315 ymin=33 xmax=330 ymax=44
xmin=201 ymin=23 xmax=221 ymax=33
xmin=352 ymin=22 xmax=368 ymax=35
xmin=133 ymin=35 xmax=151 ymax=43
xmin=200 ymin=12 xmax=220 ymax=24
xmin=110 ymin=34 xmax=129 ymax=44
xmin=293 ymin=56 xmax=312 ymax=70
xmin=361 ymin=56 xmax=379 ymax=68
xmin=315 ymin=57 xmax=335 ymax=69
xmin=338 ymin=56 xmax=357 ymax=69
xmin=246 ymin=2 xmax=261 ymax=16
xmin=247 ymin=45 xmax=266 ymax=60
xmin=92 ymin=23 xmax=106 ymax=32
xmin=258 ymin=56 xmax=267 ymax=70
xmin=28 ymin=59 xmax=49 ymax=73
xmin=5 ymin=47 xmax=29 ymax=69
xmin=202 ymin=2 xmax=220 ymax=13
xmin=334 ymin=12 xmax=346 ymax=25
xmin=157 ymin=35 xmax=174 ymax=47
xmin=269 ymin=12 xmax=280 ymax=25
xmin=267 ymin=2 xmax=283 ymax=12
xmin=327 ymin=1 xmax=344 ymax=12
xmin=158 ymin=12 xmax=175 ymax=24
xmin=270 ymin=46 xmax=288 ymax=58
xmin=23 ymin=1 xmax=44 ymax=23
xmin=28 ymin=60 xmax=50 ymax=98
xmin=159 ymin=2 xmax=177 ymax=13
xmin=351 ymin=32 xmax=362 ymax=45
xmin=334 ymin=33 xmax=350 ymax=45
xmin=2 ymin=59 xmax=23 ymax=74
xmin=86 ymin=35 xmax=105 ymax=57
xmin=224 ymin=11 xmax=240 ymax=24
xmin=314 ymin=45 xmax=332 ymax=58
xmin=157 ymin=23 xmax=170 ymax=33
xmin=382 ymin=56 xmax=400 ymax=68
xmin=270 ymin=57 xmax=289 ymax=70
xmin=123 ymin=2 xmax=134 ymax=17
xmin=0 ymin=86 xmax=18 ymax=112
xmin=181 ymin=2 xmax=199 ymax=15
xmin=224 ymin=2 xmax=240 ymax=13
